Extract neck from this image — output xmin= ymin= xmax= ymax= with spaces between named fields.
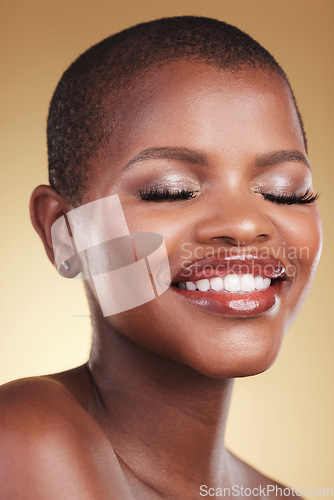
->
xmin=88 ymin=315 xmax=234 ymax=495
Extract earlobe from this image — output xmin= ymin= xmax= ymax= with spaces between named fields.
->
xmin=30 ymin=185 xmax=81 ymax=277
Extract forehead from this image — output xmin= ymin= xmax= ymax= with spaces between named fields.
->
xmin=109 ymin=61 xmax=303 ymax=159
xmin=89 ymin=61 xmax=306 ymax=195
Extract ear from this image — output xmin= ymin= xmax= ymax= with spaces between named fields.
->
xmin=30 ymin=185 xmax=81 ymax=278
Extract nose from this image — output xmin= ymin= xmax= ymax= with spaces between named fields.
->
xmin=193 ymin=192 xmax=275 ymax=247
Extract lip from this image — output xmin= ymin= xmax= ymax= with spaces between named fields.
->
xmin=170 ymin=254 xmax=288 ymax=317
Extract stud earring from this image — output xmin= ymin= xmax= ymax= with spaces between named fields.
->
xmin=61 ymin=260 xmax=70 ymax=272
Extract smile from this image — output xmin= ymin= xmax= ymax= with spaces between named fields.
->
xmin=177 ymin=274 xmax=271 ymax=293
xmin=171 ymin=255 xmax=288 ymax=317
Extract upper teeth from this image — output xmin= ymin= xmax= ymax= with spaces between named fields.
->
xmin=178 ymin=274 xmax=271 ymax=292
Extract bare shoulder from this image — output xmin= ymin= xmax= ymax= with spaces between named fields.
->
xmin=0 ymin=371 xmax=130 ymax=499
xmin=227 ymin=449 xmax=302 ymax=499
xmin=0 ymin=371 xmax=97 ymax=438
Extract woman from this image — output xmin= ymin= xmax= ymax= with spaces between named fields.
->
xmin=0 ymin=17 xmax=322 ymax=499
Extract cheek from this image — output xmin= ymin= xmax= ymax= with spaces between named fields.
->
xmin=279 ymin=206 xmax=322 ymax=276
xmin=121 ymin=203 xmax=193 ymax=253
xmin=273 ymin=206 xmax=322 ymax=327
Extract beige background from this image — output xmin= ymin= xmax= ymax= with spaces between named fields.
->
xmin=1 ymin=0 xmax=333 ymax=496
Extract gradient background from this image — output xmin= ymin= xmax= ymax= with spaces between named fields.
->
xmin=1 ymin=0 xmax=333 ymax=496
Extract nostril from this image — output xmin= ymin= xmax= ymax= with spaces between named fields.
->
xmin=210 ymin=236 xmax=247 ymax=246
xmin=256 ymin=234 xmax=270 ymax=242
xmin=210 ymin=233 xmax=271 ymax=246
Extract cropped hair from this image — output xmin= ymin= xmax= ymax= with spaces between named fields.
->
xmin=47 ymin=16 xmax=306 ymax=206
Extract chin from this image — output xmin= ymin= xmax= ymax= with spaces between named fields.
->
xmin=185 ymin=334 xmax=283 ymax=379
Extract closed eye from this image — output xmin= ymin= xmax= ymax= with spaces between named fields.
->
xmin=137 ymin=187 xmax=198 ymax=202
xmin=260 ymin=189 xmax=319 ymax=205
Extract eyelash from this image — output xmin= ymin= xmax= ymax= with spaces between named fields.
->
xmin=137 ymin=187 xmax=319 ymax=205
xmin=260 ymin=189 xmax=319 ymax=205
xmin=137 ymin=188 xmax=197 ymax=202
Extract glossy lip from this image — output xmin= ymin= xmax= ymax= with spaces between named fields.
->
xmin=170 ymin=254 xmax=288 ymax=317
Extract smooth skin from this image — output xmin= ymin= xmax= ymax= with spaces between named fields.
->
xmin=0 ymin=62 xmax=322 ymax=499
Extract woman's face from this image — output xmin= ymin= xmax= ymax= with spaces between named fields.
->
xmin=83 ymin=61 xmax=322 ymax=377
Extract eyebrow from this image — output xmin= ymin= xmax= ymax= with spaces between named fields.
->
xmin=123 ymin=147 xmax=209 ymax=170
xmin=254 ymin=150 xmax=310 ymax=169
xmin=123 ymin=147 xmax=310 ymax=170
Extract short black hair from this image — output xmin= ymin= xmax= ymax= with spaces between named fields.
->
xmin=47 ymin=15 xmax=306 ymax=206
